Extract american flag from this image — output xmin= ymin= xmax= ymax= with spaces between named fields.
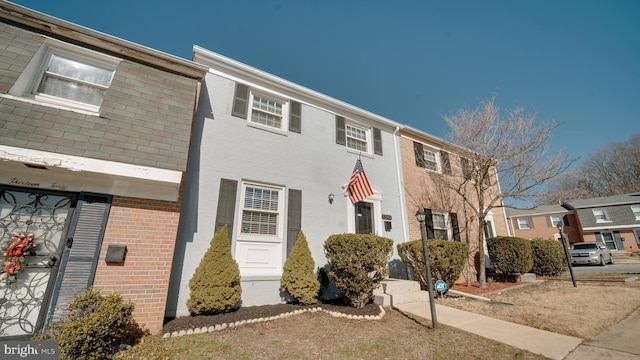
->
xmin=347 ymin=159 xmax=373 ymax=203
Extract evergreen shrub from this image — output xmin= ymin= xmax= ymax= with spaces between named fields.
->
xmin=187 ymin=225 xmax=241 ymax=315
xmin=530 ymin=238 xmax=568 ymax=276
xmin=56 ymin=288 xmax=147 ymax=360
xmin=487 ymin=236 xmax=533 ymax=275
xmin=397 ymin=239 xmax=468 ymax=291
xmin=280 ymin=231 xmax=320 ymax=304
xmin=323 ymin=234 xmax=393 ymax=308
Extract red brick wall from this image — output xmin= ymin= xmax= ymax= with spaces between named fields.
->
xmin=92 ymin=196 xmax=180 ymax=334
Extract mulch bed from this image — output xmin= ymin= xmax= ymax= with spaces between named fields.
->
xmin=162 ymin=300 xmax=381 ymax=335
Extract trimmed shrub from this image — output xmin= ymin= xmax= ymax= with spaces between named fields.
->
xmin=487 ymin=236 xmax=533 ymax=275
xmin=187 ymin=225 xmax=241 ymax=315
xmin=530 ymin=238 xmax=568 ymax=277
xmin=56 ymin=288 xmax=147 ymax=360
xmin=397 ymin=239 xmax=468 ymax=291
xmin=324 ymin=234 xmax=393 ymax=308
xmin=280 ymin=231 xmax=320 ymax=304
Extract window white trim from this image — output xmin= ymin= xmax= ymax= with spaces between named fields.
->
xmin=422 ymin=146 xmax=441 ymax=172
xmin=10 ymin=38 xmax=120 ymax=113
xmin=432 ymin=211 xmax=449 ymax=240
xmin=550 ymin=215 xmax=563 ymax=227
xmin=247 ymin=90 xmax=289 ymax=132
xmin=592 ymin=209 xmax=611 ymax=223
xmin=344 ymin=120 xmax=372 ymax=154
xmin=631 ymin=205 xmax=640 ymax=221
xmin=235 ymin=182 xmax=285 ymax=276
xmin=517 ymin=218 xmax=531 ymax=230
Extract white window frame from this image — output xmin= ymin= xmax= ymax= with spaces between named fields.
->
xmin=422 ymin=147 xmax=441 ymax=172
xmin=248 ymin=91 xmax=289 ymax=132
xmin=631 ymin=205 xmax=640 ymax=220
xmin=550 ymin=215 xmax=563 ymax=227
xmin=517 ymin=218 xmax=531 ymax=230
xmin=432 ymin=211 xmax=449 ymax=240
xmin=634 ymin=229 xmax=640 ymax=245
xmin=592 ymin=209 xmax=610 ymax=223
xmin=235 ymin=182 xmax=285 ymax=277
xmin=9 ymin=39 xmax=119 ymax=113
xmin=345 ymin=121 xmax=372 ymax=154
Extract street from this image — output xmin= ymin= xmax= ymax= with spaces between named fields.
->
xmin=569 ymin=263 xmax=640 ymax=274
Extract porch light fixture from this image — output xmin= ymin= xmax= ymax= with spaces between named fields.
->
xmin=328 ymin=193 xmax=335 ymax=204
xmin=557 ymin=224 xmax=576 ymax=287
xmin=416 ymin=209 xmax=438 ymax=330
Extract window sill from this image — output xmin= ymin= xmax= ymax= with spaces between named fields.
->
xmin=240 ymin=275 xmax=281 ymax=282
xmin=346 ymin=148 xmax=373 ymax=158
xmin=0 ymin=94 xmax=100 ymax=116
xmin=247 ymin=122 xmax=289 ymax=136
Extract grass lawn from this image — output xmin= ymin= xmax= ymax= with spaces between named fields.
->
xmin=115 ymin=308 xmax=546 ymax=360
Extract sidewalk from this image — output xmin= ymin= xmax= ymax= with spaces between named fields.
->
xmin=394 ymin=302 xmax=582 ymax=360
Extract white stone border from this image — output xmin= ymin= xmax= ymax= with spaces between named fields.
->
xmin=162 ymin=306 xmax=386 ymax=339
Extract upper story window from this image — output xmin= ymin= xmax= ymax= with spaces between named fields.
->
xmin=592 ymin=209 xmax=610 ymax=223
xmin=346 ymin=123 xmax=370 ymax=152
xmin=631 ymin=205 xmax=640 ymax=220
xmin=517 ymin=218 xmax=531 ymax=230
xmin=250 ymin=94 xmax=286 ymax=129
xmin=550 ymin=215 xmax=563 ymax=227
xmin=9 ymin=40 xmax=120 ymax=113
xmin=232 ymin=83 xmax=301 ymax=133
xmin=336 ymin=116 xmax=383 ymax=155
xmin=37 ymin=54 xmax=114 ymax=107
xmin=413 ymin=141 xmax=451 ymax=174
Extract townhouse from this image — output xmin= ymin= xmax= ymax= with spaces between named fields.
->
xmin=0 ymin=2 xmax=206 ymax=337
xmin=507 ymin=192 xmax=640 ymax=252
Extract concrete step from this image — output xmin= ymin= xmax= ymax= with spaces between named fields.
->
xmin=374 ymin=279 xmax=429 ymax=307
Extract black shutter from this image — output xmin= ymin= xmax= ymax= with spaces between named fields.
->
xmin=414 ymin=142 xmax=425 ymax=168
xmin=48 ymin=192 xmax=111 ymax=324
xmin=286 ymin=189 xmax=302 ymax=257
xmin=289 ymin=101 xmax=302 ymax=133
xmin=440 ymin=151 xmax=451 ymax=174
xmin=594 ymin=232 xmax=603 ymax=245
xmin=335 ymin=116 xmax=346 ymax=145
xmin=562 ymin=215 xmax=570 ymax=226
xmin=450 ymin=212 xmax=460 ymax=241
xmin=424 ymin=208 xmax=435 ymax=239
xmin=373 ymin=128 xmax=383 ymax=155
xmin=461 ymin=157 xmax=471 ymax=179
xmin=613 ymin=231 xmax=624 ymax=250
xmin=215 ymin=179 xmax=238 ymax=242
xmin=231 ymin=83 xmax=249 ymax=119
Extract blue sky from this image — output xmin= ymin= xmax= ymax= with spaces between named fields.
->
xmin=12 ymin=0 xmax=640 ymax=166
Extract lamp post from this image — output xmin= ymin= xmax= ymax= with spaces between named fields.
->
xmin=558 ymin=224 xmax=577 ymax=287
xmin=416 ymin=209 xmax=438 ymax=330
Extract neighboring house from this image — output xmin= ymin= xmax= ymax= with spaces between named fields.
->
xmin=400 ymin=127 xmax=509 ymax=277
xmin=507 ymin=192 xmax=640 ymax=252
xmin=0 ymin=2 xmax=206 ymax=337
xmin=165 ymin=46 xmax=409 ymax=318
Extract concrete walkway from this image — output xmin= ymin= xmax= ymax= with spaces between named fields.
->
xmin=394 ymin=302 xmax=583 ymax=360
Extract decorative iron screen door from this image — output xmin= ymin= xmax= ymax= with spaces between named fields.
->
xmin=0 ymin=187 xmax=75 ymax=338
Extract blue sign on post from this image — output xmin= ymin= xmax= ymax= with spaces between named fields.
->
xmin=435 ymin=280 xmax=447 ymax=297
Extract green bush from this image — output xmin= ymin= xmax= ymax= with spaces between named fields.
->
xmin=397 ymin=239 xmax=468 ymax=292
xmin=55 ymin=288 xmax=147 ymax=360
xmin=487 ymin=236 xmax=533 ymax=275
xmin=280 ymin=231 xmax=320 ymax=305
xmin=324 ymin=234 xmax=393 ymax=308
xmin=187 ymin=225 xmax=241 ymax=315
xmin=530 ymin=238 xmax=568 ymax=277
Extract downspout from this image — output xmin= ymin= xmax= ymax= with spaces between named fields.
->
xmin=494 ymin=169 xmax=512 ymax=236
xmin=393 ymin=126 xmax=409 ymax=244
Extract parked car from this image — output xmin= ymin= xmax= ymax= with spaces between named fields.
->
xmin=570 ymin=242 xmax=614 ymax=266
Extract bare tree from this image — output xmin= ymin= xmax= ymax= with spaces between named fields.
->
xmin=443 ymin=96 xmax=574 ymax=287
xmin=539 ymin=132 xmax=640 ymax=203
